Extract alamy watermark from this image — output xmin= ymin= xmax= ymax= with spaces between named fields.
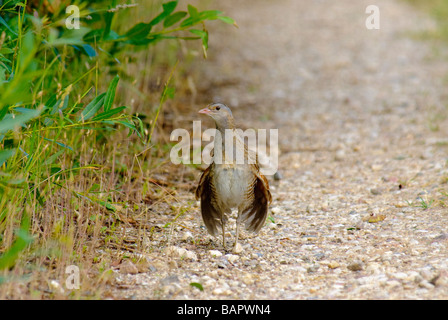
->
xmin=65 ymin=4 xmax=139 ymax=30
xmin=65 ymin=5 xmax=80 ymax=30
xmin=65 ymin=4 xmax=380 ymax=31
xmin=170 ymin=121 xmax=278 ymax=176
xmin=365 ymin=5 xmax=380 ymax=30
xmin=65 ymin=265 xmax=80 ymax=290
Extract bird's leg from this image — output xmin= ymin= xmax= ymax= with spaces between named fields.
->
xmin=234 ymin=220 xmax=240 ymax=249
xmin=233 ymin=212 xmax=242 ymax=253
xmin=221 ymin=216 xmax=226 ymax=250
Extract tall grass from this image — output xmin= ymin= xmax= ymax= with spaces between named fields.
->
xmin=0 ymin=0 xmax=235 ymax=298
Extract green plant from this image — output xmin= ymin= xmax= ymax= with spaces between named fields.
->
xmin=406 ymin=196 xmax=434 ymax=209
xmin=0 ymin=0 xmax=235 ymax=298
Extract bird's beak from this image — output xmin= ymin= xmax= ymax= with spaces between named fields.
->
xmin=198 ymin=108 xmax=211 ymax=114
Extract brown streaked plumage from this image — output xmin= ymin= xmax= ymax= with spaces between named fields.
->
xmin=195 ymin=103 xmax=272 ymax=251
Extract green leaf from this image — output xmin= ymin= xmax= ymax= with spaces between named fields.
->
xmin=98 ymin=200 xmax=116 ymax=212
xmin=149 ymin=1 xmax=178 ymax=27
xmin=163 ymin=11 xmax=187 ymax=28
xmin=0 ymin=108 xmax=42 ymax=134
xmin=0 ymin=213 xmax=33 ymax=270
xmin=124 ymin=37 xmax=158 ymax=46
xmin=0 ymin=48 xmax=14 ymax=55
xmin=0 ymin=106 xmax=8 ymax=122
xmin=0 ymin=16 xmax=17 ymax=35
xmin=103 ymin=10 xmax=115 ymax=40
xmin=187 ymin=4 xmax=199 ymax=18
xmin=82 ymin=44 xmax=97 ymax=57
xmin=189 ymin=29 xmax=206 ymax=37
xmin=92 ymin=106 xmax=126 ymax=121
xmin=104 ymin=75 xmax=119 ymax=112
xmin=81 ymin=193 xmax=117 ymax=212
xmin=180 ymin=17 xmax=201 ymax=28
xmin=78 ymin=93 xmax=106 ymax=121
xmin=190 ymin=29 xmax=208 ymax=56
xmin=50 ymin=99 xmax=61 ymax=115
xmin=43 ymin=149 xmax=66 ymax=166
xmin=116 ymin=119 xmax=140 ymax=137
xmin=178 ymin=5 xmax=202 ymax=27
xmin=44 ymin=93 xmax=58 ymax=109
xmin=0 ymin=148 xmax=16 ymax=167
xmin=199 ymin=10 xmax=222 ymax=20
xmin=18 ymin=32 xmax=37 ymax=73
xmin=50 ymin=94 xmax=69 ymax=115
xmin=0 ymin=178 xmax=26 ymax=188
xmin=189 ymin=282 xmax=204 ymax=291
xmin=44 ymin=138 xmax=73 ymax=151
xmin=103 ymin=30 xmax=120 ymax=41
xmin=217 ymin=16 xmax=237 ymax=26
xmin=125 ymin=23 xmax=152 ymax=39
xmin=83 ymin=29 xmax=104 ymax=43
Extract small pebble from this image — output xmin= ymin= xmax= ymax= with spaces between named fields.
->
xmin=181 ymin=231 xmax=193 ymax=241
xmin=226 ymin=254 xmax=240 ymax=263
xmin=233 ymin=242 xmax=243 ymax=254
xmin=49 ymin=280 xmax=64 ymax=294
xmin=328 ymin=261 xmax=340 ymax=269
xmin=209 ymin=250 xmax=223 ymax=257
xmin=347 ymin=261 xmax=363 ymax=272
xmin=419 ymin=280 xmax=435 ymax=290
xmin=119 ymin=260 xmax=139 ymax=274
xmin=335 ymin=149 xmax=346 ymax=161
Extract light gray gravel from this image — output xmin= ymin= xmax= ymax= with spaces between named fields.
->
xmin=110 ymin=0 xmax=448 ymax=299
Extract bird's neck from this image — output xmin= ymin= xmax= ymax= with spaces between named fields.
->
xmin=213 ymin=121 xmax=245 ymax=165
xmin=215 ymin=119 xmax=236 ymax=147
xmin=215 ymin=117 xmax=235 ymax=134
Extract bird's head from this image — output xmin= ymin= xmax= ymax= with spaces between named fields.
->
xmin=198 ymin=103 xmax=234 ymax=130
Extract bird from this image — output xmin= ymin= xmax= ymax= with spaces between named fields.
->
xmin=195 ymin=103 xmax=272 ymax=252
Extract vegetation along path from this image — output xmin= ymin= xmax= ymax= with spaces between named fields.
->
xmin=110 ymin=0 xmax=448 ymax=299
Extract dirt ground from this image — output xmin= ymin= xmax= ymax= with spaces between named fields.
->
xmin=109 ymin=0 xmax=448 ymax=299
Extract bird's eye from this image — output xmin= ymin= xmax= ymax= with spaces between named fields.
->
xmin=216 ymin=106 xmax=221 ymax=111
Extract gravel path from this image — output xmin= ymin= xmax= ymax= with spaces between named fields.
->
xmin=110 ymin=0 xmax=448 ymax=299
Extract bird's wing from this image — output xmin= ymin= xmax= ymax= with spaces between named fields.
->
xmin=195 ymin=163 xmax=224 ymax=236
xmin=240 ymin=164 xmax=272 ymax=233
xmin=250 ymin=159 xmax=272 ymax=204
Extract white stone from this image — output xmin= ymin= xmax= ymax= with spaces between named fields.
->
xmin=226 ymin=254 xmax=240 ymax=263
xmin=209 ymin=250 xmax=223 ymax=258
